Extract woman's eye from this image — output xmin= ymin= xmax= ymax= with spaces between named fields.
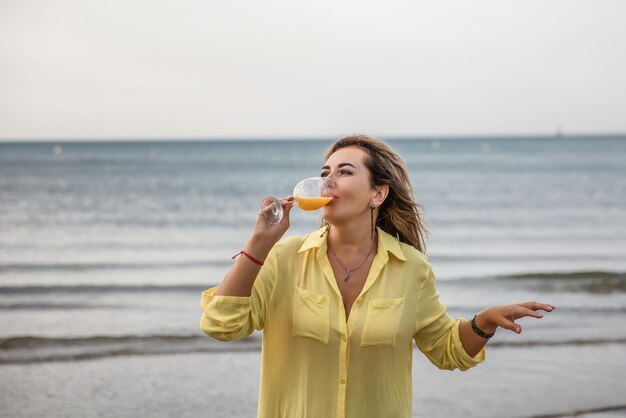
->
xmin=321 ymin=169 xmax=351 ymax=177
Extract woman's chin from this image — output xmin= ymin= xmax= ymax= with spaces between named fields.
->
xmin=321 ymin=209 xmax=347 ymax=226
xmin=321 ymin=208 xmax=336 ymax=224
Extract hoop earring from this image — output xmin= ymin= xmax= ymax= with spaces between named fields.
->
xmin=370 ymin=204 xmax=376 ymax=241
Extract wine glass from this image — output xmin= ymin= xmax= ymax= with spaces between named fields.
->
xmin=261 ymin=177 xmax=333 ymax=224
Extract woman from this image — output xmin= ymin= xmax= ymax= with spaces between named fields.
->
xmin=200 ymin=134 xmax=554 ymax=418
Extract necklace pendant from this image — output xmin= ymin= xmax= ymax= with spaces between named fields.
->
xmin=344 ymin=270 xmax=351 ymax=282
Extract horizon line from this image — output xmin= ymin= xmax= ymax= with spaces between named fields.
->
xmin=1 ymin=131 xmax=625 ymax=144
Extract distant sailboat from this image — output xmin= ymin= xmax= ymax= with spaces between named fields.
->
xmin=555 ymin=125 xmax=564 ymax=137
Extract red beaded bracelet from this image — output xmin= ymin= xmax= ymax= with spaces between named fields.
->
xmin=232 ymin=249 xmax=264 ymax=266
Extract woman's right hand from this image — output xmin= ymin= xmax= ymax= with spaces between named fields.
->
xmin=253 ymin=196 xmax=295 ymax=245
xmin=214 ymin=196 xmax=295 ymax=297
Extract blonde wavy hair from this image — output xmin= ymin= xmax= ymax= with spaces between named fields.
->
xmin=322 ymin=134 xmax=429 ymax=254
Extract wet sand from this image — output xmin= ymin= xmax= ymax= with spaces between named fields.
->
xmin=1 ymin=344 xmax=624 ymax=418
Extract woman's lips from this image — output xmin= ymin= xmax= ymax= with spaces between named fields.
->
xmin=322 ymin=194 xmax=337 ymax=205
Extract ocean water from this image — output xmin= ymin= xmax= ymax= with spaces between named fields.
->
xmin=1 ymin=136 xmax=625 ymax=417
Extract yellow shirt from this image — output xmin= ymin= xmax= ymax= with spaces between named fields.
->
xmin=200 ymin=226 xmax=485 ymax=418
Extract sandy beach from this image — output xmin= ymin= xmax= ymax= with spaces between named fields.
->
xmin=1 ymin=342 xmax=625 ymax=418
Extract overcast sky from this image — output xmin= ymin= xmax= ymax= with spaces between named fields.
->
xmin=1 ymin=0 xmax=625 ymax=140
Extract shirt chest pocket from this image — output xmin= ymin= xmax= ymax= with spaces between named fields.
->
xmin=292 ymin=286 xmax=330 ymax=344
xmin=360 ymin=297 xmax=405 ymax=347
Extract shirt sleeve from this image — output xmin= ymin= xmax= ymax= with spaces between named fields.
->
xmin=199 ymin=245 xmax=279 ymax=342
xmin=413 ymin=263 xmax=485 ymax=371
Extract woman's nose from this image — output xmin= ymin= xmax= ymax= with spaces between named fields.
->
xmin=320 ymin=176 xmax=335 ymax=191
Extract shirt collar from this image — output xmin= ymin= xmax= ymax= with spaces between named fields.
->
xmin=298 ymin=226 xmax=407 ymax=262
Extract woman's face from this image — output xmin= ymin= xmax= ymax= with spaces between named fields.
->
xmin=320 ymin=146 xmax=377 ymax=225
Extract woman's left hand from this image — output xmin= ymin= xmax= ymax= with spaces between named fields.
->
xmin=476 ymin=301 xmax=555 ymax=335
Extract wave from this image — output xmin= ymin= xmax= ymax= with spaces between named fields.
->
xmin=1 ymin=335 xmax=202 ymax=349
xmin=494 ymin=270 xmax=626 ymax=293
xmin=0 ymin=284 xmax=214 ymax=295
xmin=1 ymin=334 xmax=625 ymax=365
xmin=488 ymin=337 xmax=626 ymax=348
xmin=0 ymin=260 xmax=231 ymax=273
xmin=496 ymin=270 xmax=626 ymax=280
xmin=527 ymin=404 xmax=626 ymax=418
xmin=1 ymin=270 xmax=624 ymax=297
xmin=0 ymin=334 xmax=261 ymax=365
xmin=0 ymin=302 xmax=128 ymax=310
xmin=446 ymin=305 xmax=626 ymax=314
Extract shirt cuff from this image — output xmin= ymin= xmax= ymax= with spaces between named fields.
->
xmin=452 ymin=317 xmax=486 ymax=369
xmin=201 ymin=286 xmax=252 ymax=305
xmin=200 ymin=286 xmax=257 ymax=341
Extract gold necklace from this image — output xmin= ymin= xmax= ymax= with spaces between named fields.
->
xmin=328 ymin=240 xmax=374 ymax=282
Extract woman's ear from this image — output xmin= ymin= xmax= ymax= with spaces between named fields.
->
xmin=372 ymin=184 xmax=389 ymax=208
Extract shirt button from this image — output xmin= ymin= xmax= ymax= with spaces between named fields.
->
xmin=356 ymin=299 xmax=362 ymax=305
xmin=342 ymin=335 xmax=347 ymax=342
xmin=339 ymin=378 xmax=346 ymax=384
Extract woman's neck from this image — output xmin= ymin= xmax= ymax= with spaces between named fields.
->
xmin=327 ymin=219 xmax=376 ymax=254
